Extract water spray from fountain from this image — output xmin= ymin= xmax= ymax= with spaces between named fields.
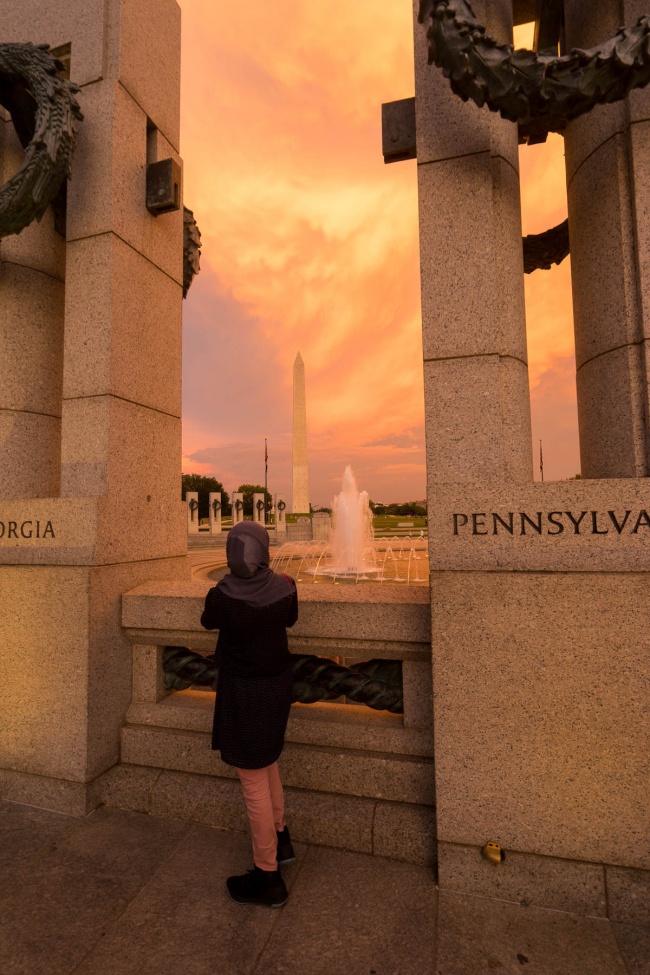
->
xmin=330 ymin=465 xmax=377 ymax=576
xmin=270 ymin=466 xmax=428 ymax=584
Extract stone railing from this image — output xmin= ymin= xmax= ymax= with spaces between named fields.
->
xmin=121 ymin=580 xmax=434 ymax=736
xmin=111 ymin=580 xmax=437 ymax=865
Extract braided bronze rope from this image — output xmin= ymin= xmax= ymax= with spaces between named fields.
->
xmin=291 ymin=655 xmax=403 ymax=712
xmin=0 ymin=43 xmax=83 ymax=238
xmin=163 ymin=647 xmax=403 ymax=714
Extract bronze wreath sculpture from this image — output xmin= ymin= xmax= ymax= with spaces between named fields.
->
xmin=418 ymin=1 xmax=650 ymax=134
xmin=523 ymin=218 xmax=569 ymax=274
xmin=0 ymin=43 xmax=83 ymax=238
xmin=418 ymin=2 xmax=650 ymax=273
xmin=183 ymin=206 xmax=202 ymax=297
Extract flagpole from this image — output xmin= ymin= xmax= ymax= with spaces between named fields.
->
xmin=264 ymin=438 xmax=268 ymax=524
xmin=539 ymin=439 xmax=544 ymax=482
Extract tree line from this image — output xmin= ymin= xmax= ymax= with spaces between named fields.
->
xmin=370 ymin=501 xmax=427 ymax=517
xmin=182 ymin=475 xmax=427 ymax=520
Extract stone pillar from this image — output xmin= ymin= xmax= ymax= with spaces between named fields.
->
xmin=312 ymin=510 xmax=332 ymax=542
xmin=231 ymin=492 xmax=244 ymax=526
xmin=185 ymin=492 xmax=199 ymax=534
xmin=0 ymin=109 xmax=64 ymax=498
xmin=275 ymin=494 xmax=287 ymax=535
xmin=208 ymin=492 xmax=222 ymax=534
xmin=564 ymin=0 xmax=650 ymax=477
xmin=253 ymin=492 xmax=265 ymax=524
xmin=415 ymin=0 xmax=532 ymax=489
xmin=0 ymin=0 xmax=187 ymax=816
xmin=414 ymin=0 xmax=650 ymax=912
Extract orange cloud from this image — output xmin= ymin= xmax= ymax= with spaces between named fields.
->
xmin=180 ymin=5 xmax=579 ymax=500
xmin=179 ymin=0 xmax=424 ymax=501
xmin=519 ymin=134 xmax=579 ymax=479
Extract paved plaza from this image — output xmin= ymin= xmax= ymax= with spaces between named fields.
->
xmin=2 ymin=799 xmax=647 ymax=975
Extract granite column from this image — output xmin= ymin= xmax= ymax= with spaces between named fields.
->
xmin=415 ymin=0 xmax=532 ymax=491
xmin=564 ymin=0 xmax=650 ymax=478
xmin=0 ymin=0 xmax=187 ymax=815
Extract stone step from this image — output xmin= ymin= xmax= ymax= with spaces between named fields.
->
xmin=187 ymin=535 xmax=227 ymax=548
xmin=121 ymin=724 xmax=435 ymax=805
xmin=91 ymin=762 xmax=437 ymax=866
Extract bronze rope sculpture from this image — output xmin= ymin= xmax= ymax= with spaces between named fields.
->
xmin=0 ymin=43 xmax=82 ymax=239
xmin=418 ymin=2 xmax=650 ymax=273
xmin=163 ymin=646 xmax=404 ymax=714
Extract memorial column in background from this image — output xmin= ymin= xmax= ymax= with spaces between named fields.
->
xmin=292 ymin=350 xmax=310 ymax=513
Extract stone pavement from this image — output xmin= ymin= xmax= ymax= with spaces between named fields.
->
xmin=1 ymin=800 xmax=648 ymax=975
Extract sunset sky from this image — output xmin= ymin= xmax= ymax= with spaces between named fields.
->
xmin=178 ymin=2 xmax=579 ymax=507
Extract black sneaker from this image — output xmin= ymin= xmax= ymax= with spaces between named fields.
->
xmin=226 ymin=866 xmax=288 ymax=907
xmin=276 ymin=826 xmax=296 ymax=866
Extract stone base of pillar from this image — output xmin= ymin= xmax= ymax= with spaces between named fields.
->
xmin=427 ymin=477 xmax=650 ymax=882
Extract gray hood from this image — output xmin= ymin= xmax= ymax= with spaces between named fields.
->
xmin=217 ymin=521 xmax=294 ymax=607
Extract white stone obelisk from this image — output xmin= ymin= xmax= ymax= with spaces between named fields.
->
xmin=292 ymin=352 xmax=310 ymax=513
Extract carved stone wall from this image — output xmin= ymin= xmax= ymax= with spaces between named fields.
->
xmin=0 ymin=0 xmax=188 ymax=816
xmin=414 ymin=0 xmax=650 ymax=906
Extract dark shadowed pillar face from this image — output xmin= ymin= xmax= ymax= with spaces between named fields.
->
xmin=565 ymin=0 xmax=650 ymax=478
xmin=414 ymin=0 xmax=532 ymax=488
xmin=0 ymin=111 xmax=65 ymax=499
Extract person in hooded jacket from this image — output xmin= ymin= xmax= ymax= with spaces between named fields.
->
xmin=201 ymin=520 xmax=298 ymax=907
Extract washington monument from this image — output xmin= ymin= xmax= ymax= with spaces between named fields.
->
xmin=292 ymin=351 xmax=309 ymax=513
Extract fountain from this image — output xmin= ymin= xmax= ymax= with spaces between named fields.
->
xmin=270 ymin=466 xmax=429 ymax=584
xmin=317 ymin=465 xmax=380 ymax=579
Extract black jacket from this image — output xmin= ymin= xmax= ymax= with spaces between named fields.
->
xmin=201 ymin=581 xmax=298 ymax=768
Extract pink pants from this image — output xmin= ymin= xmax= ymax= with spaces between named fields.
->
xmin=236 ymin=761 xmax=286 ymax=872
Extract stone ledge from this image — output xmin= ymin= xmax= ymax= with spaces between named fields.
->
xmin=436 ymin=842 xmax=650 ymax=922
xmin=122 ymin=580 xmax=432 ymax=644
xmin=90 ymin=762 xmax=438 ymax=865
xmin=606 ymin=866 xmax=650 ymax=925
xmin=120 ymin=725 xmax=436 ymax=804
xmin=126 ymin=694 xmax=434 ymax=758
xmin=438 ymin=841 xmax=608 ymax=918
xmin=124 ymin=626 xmax=432 ymax=661
xmin=0 ymin=767 xmax=90 ymax=817
xmin=374 ymin=801 xmax=437 ymax=865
